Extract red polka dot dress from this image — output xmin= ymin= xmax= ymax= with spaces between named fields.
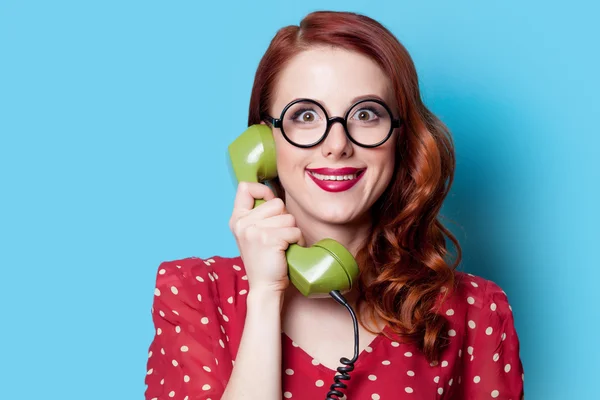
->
xmin=144 ymin=256 xmax=524 ymax=399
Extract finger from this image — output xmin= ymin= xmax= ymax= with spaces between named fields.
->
xmin=255 ymin=213 xmax=296 ymax=229
xmin=233 ymin=182 xmax=276 ymax=211
xmin=264 ymin=227 xmax=304 ymax=249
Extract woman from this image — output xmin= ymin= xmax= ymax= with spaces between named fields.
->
xmin=144 ymin=10 xmax=524 ymax=400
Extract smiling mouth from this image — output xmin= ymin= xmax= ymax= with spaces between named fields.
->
xmin=307 ymin=170 xmax=365 ymax=181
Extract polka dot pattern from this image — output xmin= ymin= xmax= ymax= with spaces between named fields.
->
xmin=144 ymin=257 xmax=524 ymax=400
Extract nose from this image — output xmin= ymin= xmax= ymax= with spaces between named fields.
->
xmin=321 ymin=118 xmax=353 ymax=158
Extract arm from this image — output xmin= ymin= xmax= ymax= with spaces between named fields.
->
xmin=462 ymin=280 xmax=525 ymax=399
xmin=144 ymin=260 xmax=223 ymax=399
xmin=220 ymin=289 xmax=284 ymax=400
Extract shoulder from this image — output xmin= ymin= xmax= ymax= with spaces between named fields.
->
xmin=153 ymin=255 xmax=247 ymax=294
xmin=151 ymin=255 xmax=249 ymax=315
xmin=439 ymin=270 xmax=519 ymax=349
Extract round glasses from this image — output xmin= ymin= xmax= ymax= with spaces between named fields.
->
xmin=261 ymin=98 xmax=402 ymax=148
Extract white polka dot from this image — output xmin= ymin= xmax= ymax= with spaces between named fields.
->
xmin=159 ymin=269 xmax=166 ymax=275
xmin=502 ymin=332 xmax=506 ymax=341
xmin=147 ymin=368 xmax=153 ymax=375
xmin=473 ymin=376 xmax=481 ymax=383
xmin=169 ymin=391 xmax=175 ymax=398
xmin=157 ymin=328 xmax=162 ymax=335
xmin=215 ymin=358 xmax=218 ymax=365
xmin=505 ymin=364 xmax=511 ymax=372
xmin=434 ymin=376 xmax=440 ymax=383
xmin=154 ymin=288 xmax=161 ymax=296
xmin=490 ymin=303 xmax=497 ymax=311
xmin=438 ymin=387 xmax=444 ymax=395
xmin=486 ymin=327 xmax=493 ymax=335
xmin=365 ymin=346 xmax=374 ymax=352
xmin=239 ymin=289 xmax=248 ymax=295
xmin=509 ymin=305 xmax=512 ymax=311
xmin=467 ymin=346 xmax=474 ymax=355
xmin=404 ymin=351 xmax=413 ymax=357
xmin=201 ymin=317 xmax=209 ymax=324
xmin=171 ymin=286 xmax=178 ymax=295
xmin=467 ymin=273 xmax=474 ymax=276
xmin=471 ymin=281 xmax=479 ymax=287
xmin=172 ymin=359 xmax=178 ymax=366
xmin=175 ymin=326 xmax=181 ymax=333
xmin=196 ymin=276 xmax=204 ymax=282
xmin=285 ymin=369 xmax=294 ymax=375
xmin=315 ymin=380 xmax=324 ymax=387
xmin=368 ymin=374 xmax=377 ymax=381
xmin=176 ymin=264 xmax=182 ymax=268
xmin=470 ymin=355 xmax=474 ymax=361
xmin=468 ymin=320 xmax=476 ymax=329
xmin=491 ymin=390 xmax=499 ymax=398
xmin=219 ymin=339 xmax=225 ymax=348
xmin=160 ymin=379 xmax=164 ymax=385
xmin=184 ymin=375 xmax=190 ymax=382
xmin=217 ymin=307 xmax=223 ymax=315
xmin=372 ymin=395 xmax=380 ymax=400
xmin=203 ymin=366 xmax=211 ymax=372
xmin=522 ymin=373 xmax=524 ymax=381
xmin=311 ymin=359 xmax=320 ymax=365
xmin=441 ymin=360 xmax=448 ymax=367
xmin=448 ymin=329 xmax=456 ymax=337
xmin=405 ymin=387 xmax=413 ymax=393
xmin=159 ymin=310 xmax=165 ymax=317
xmin=467 ymin=296 xmax=475 ymax=304
xmin=227 ymin=296 xmax=233 ymax=304
xmin=202 ymin=384 xmax=211 ymax=391
xmin=292 ymin=341 xmax=299 ymax=347
xmin=391 ymin=341 xmax=399 ymax=347
xmin=284 ymin=392 xmax=292 ymax=398
xmin=181 ymin=345 xmax=189 ymax=352
xmin=449 ymin=378 xmax=453 ymax=386
xmin=233 ymin=264 xmax=241 ymax=271
xmin=493 ymin=353 xmax=500 ymax=362
xmin=382 ymin=360 xmax=391 ymax=365
xmin=197 ymin=294 xmax=202 ymax=302
xmin=172 ymin=310 xmax=179 ymax=315
xmin=241 ymin=275 xmax=248 ymax=280
xmin=161 ymin=348 xmax=165 ymax=355
xmin=148 ymin=351 xmax=153 ymax=358
xmin=213 ymin=272 xmax=219 ymax=279
xmin=458 ymin=349 xmax=462 ymax=357
xmin=407 ymin=370 xmax=415 ymax=376
xmin=220 ymin=325 xmax=225 ymax=333
xmin=223 ymin=314 xmax=229 ymax=322
xmin=446 ymin=308 xmax=454 ymax=316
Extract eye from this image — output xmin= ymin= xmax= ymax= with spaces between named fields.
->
xmin=290 ymin=108 xmax=321 ymax=123
xmin=351 ymin=107 xmax=382 ymax=122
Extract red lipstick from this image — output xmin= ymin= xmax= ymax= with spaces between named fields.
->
xmin=305 ymin=167 xmax=366 ymax=193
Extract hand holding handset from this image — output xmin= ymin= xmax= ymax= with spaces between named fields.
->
xmin=227 ymin=124 xmax=359 ymax=298
xmin=227 ymin=124 xmax=361 ymax=399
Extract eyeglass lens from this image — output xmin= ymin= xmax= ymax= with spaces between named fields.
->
xmin=281 ymin=100 xmax=393 ymax=146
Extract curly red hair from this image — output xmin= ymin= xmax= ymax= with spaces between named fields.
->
xmin=247 ymin=10 xmax=462 ymax=363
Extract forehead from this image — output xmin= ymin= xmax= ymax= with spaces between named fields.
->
xmin=272 ymin=47 xmax=393 ymax=114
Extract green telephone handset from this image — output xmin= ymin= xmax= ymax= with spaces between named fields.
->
xmin=227 ymin=124 xmax=360 ymax=298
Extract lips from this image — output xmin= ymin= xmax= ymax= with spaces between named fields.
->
xmin=305 ymin=167 xmax=366 ymax=193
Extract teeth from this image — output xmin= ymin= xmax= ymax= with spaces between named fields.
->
xmin=309 ymin=171 xmax=359 ymax=181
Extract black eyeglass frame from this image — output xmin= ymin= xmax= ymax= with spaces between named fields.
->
xmin=261 ymin=98 xmax=403 ymax=149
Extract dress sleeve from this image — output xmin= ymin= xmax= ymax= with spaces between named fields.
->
xmin=462 ymin=279 xmax=525 ymax=399
xmin=144 ymin=259 xmax=225 ymax=400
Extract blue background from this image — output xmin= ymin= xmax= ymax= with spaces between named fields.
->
xmin=1 ymin=0 xmax=598 ymax=398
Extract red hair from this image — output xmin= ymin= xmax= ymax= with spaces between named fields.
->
xmin=247 ymin=10 xmax=461 ymax=363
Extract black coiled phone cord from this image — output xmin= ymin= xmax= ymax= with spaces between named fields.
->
xmin=325 ymin=290 xmax=359 ymax=400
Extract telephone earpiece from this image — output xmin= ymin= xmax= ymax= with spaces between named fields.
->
xmin=227 ymin=124 xmax=359 ymax=297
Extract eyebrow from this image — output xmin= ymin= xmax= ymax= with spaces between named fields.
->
xmin=288 ymin=93 xmax=388 ymax=108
